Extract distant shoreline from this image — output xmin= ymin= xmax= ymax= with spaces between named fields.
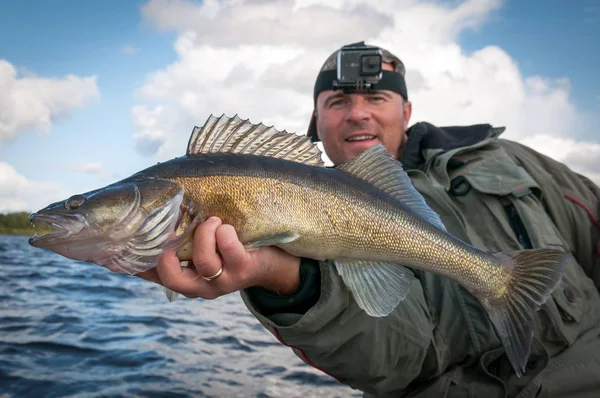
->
xmin=0 ymin=212 xmax=52 ymax=237
xmin=0 ymin=228 xmax=35 ymax=236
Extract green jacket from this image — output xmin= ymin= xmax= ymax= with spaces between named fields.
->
xmin=241 ymin=122 xmax=600 ymax=398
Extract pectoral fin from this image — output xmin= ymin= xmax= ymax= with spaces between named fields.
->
xmin=244 ymin=232 xmax=300 ymax=251
xmin=163 ymin=260 xmax=193 ymax=303
xmin=334 ymin=260 xmax=415 ymax=317
xmin=164 ymin=287 xmax=180 ymax=303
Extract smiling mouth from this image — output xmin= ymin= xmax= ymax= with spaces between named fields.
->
xmin=346 ymin=135 xmax=377 ymax=142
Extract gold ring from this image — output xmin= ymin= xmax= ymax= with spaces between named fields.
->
xmin=202 ymin=266 xmax=224 ymax=281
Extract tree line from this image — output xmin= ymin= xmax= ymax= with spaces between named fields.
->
xmin=0 ymin=212 xmax=52 ymax=235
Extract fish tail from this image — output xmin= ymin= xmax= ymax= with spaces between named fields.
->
xmin=484 ymin=249 xmax=568 ymax=377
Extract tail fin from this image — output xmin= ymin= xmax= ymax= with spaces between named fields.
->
xmin=485 ymin=249 xmax=568 ymax=377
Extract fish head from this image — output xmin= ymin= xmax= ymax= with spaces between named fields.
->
xmin=28 ymin=175 xmax=185 ymax=274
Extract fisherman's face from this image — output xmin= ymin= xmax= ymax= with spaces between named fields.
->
xmin=315 ymin=63 xmax=412 ymax=166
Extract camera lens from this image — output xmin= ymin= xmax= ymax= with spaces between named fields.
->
xmin=361 ymin=55 xmax=382 ymax=75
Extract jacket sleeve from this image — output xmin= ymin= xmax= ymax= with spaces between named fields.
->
xmin=501 ymin=139 xmax=600 ymax=289
xmin=553 ymin=169 xmax=600 ymax=289
xmin=240 ymin=260 xmax=437 ymax=396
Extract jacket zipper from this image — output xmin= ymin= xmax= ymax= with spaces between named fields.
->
xmin=504 ymin=203 xmax=533 ymax=250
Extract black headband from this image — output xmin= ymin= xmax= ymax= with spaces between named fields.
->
xmin=313 ymin=70 xmax=408 ymax=103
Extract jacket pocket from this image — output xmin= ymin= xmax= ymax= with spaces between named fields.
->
xmin=537 ymin=341 xmax=600 ymax=398
xmin=539 ymin=255 xmax=600 ymax=348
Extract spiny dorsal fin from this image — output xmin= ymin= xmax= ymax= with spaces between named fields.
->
xmin=186 ymin=114 xmax=324 ymax=167
xmin=337 ymin=144 xmax=447 ymax=231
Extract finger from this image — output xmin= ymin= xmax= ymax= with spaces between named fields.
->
xmin=136 ymin=268 xmax=162 ymax=284
xmin=156 ymin=249 xmax=203 ymax=296
xmin=193 ymin=217 xmax=224 ymax=279
xmin=216 ymin=224 xmax=251 ymax=275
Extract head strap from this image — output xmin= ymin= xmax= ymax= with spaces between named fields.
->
xmin=313 ymin=70 xmax=408 ymax=104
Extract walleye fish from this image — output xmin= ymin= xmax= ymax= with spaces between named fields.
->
xmin=29 ymin=114 xmax=567 ymax=377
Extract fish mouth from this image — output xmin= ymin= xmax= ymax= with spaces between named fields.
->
xmin=28 ymin=213 xmax=85 ymax=246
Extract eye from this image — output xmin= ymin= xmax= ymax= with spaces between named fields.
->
xmin=369 ymin=95 xmax=386 ymax=103
xmin=65 ymin=195 xmax=86 ymax=210
xmin=329 ymin=98 xmax=345 ymax=108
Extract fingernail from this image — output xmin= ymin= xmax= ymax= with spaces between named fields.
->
xmin=207 ymin=216 xmax=221 ymax=223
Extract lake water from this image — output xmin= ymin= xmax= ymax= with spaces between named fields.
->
xmin=0 ymin=235 xmax=360 ymax=397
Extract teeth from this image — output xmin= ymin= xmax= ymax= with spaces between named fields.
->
xmin=347 ymin=135 xmax=375 ymax=142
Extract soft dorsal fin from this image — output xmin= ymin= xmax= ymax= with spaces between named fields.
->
xmin=337 ymin=144 xmax=447 ymax=231
xmin=186 ymin=114 xmax=325 ymax=167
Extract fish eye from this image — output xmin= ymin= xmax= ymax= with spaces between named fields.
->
xmin=65 ymin=195 xmax=86 ymax=210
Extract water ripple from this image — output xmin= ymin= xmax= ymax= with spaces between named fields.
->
xmin=0 ymin=235 xmax=360 ymax=397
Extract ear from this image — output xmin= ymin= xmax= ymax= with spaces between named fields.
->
xmin=312 ymin=109 xmax=320 ymax=140
xmin=402 ymin=100 xmax=412 ymax=130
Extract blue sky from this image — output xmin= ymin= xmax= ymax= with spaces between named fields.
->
xmin=0 ymin=0 xmax=176 ymax=190
xmin=1 ymin=0 xmax=599 ymax=212
xmin=458 ymin=0 xmax=600 ymax=115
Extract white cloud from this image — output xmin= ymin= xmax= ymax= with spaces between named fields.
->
xmin=63 ymin=161 xmax=116 ymax=180
xmin=519 ymin=135 xmax=600 ymax=187
xmin=0 ymin=60 xmax=99 ymax=145
xmin=0 ymin=162 xmax=70 ymax=213
xmin=132 ymin=0 xmax=599 ymax=186
xmin=131 ymin=104 xmax=189 ymax=158
xmin=142 ymin=0 xmax=393 ymax=47
xmin=132 ymin=35 xmax=317 ymax=158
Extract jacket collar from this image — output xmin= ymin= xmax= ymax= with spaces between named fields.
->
xmin=399 ymin=122 xmax=503 ymax=171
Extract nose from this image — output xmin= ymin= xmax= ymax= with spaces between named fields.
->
xmin=344 ymin=98 xmax=370 ymax=124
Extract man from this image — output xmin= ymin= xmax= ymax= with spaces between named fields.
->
xmin=139 ymin=42 xmax=600 ymax=397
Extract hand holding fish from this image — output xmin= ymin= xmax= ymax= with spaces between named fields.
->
xmin=137 ymin=216 xmax=302 ymax=299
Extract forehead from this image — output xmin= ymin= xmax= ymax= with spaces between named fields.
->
xmin=317 ymin=89 xmax=401 ymax=105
